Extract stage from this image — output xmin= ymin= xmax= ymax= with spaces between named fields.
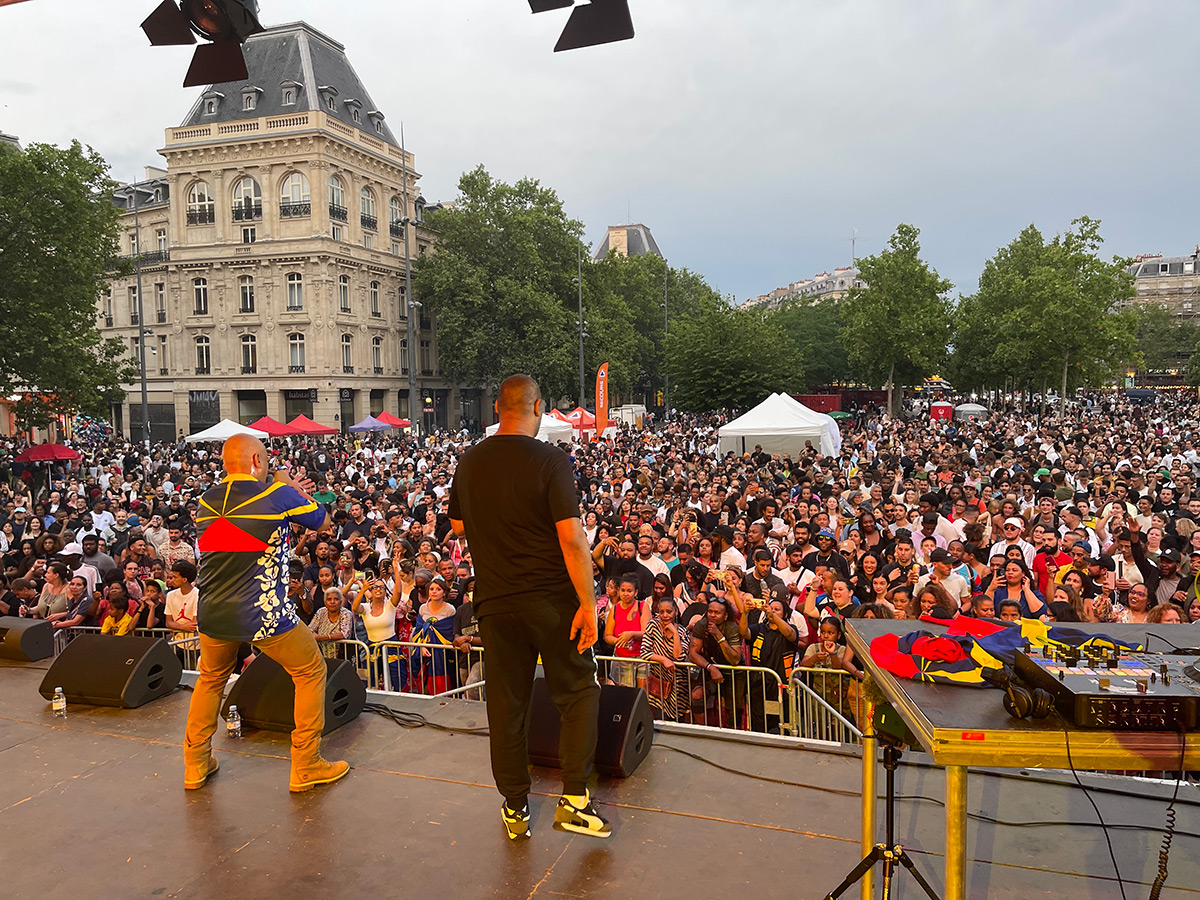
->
xmin=2 ymin=657 xmax=1198 ymax=900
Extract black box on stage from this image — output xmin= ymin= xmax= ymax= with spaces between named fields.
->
xmin=39 ymin=634 xmax=182 ymax=708
xmin=221 ymin=655 xmax=365 ymax=735
xmin=528 ymin=677 xmax=654 ymax=778
xmin=0 ymin=616 xmax=53 ymax=661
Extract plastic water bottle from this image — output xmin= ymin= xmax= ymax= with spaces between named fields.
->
xmin=226 ymin=705 xmax=242 ymax=739
xmin=52 ymin=687 xmax=67 ymax=719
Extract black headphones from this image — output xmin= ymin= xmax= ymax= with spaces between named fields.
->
xmin=985 ymin=666 xmax=1054 ymax=721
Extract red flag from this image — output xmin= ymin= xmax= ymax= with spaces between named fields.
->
xmin=595 ymin=363 xmax=609 ymax=436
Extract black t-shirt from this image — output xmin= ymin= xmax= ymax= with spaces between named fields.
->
xmin=448 ymin=435 xmax=580 ymax=617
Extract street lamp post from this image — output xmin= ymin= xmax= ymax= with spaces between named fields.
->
xmin=575 ymin=242 xmax=585 ymax=409
xmin=133 ymin=185 xmax=150 ymax=445
xmin=400 ymin=125 xmax=418 ymax=440
xmin=661 ymin=258 xmax=669 ymax=420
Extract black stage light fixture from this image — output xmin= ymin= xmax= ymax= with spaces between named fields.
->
xmin=141 ymin=0 xmax=264 ymax=87
xmin=528 ymin=0 xmax=635 ymax=53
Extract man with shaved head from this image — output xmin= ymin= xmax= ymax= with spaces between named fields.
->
xmin=183 ymin=434 xmax=348 ymax=794
xmin=450 ymin=374 xmax=609 ymax=841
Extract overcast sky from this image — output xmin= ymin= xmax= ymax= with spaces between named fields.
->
xmin=1 ymin=1 xmax=1196 ymax=302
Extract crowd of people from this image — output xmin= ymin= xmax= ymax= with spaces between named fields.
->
xmin=4 ymin=387 xmax=1199 ymax=736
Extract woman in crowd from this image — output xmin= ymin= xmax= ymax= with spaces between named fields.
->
xmin=32 ymin=561 xmax=71 ymax=619
xmin=640 ymin=595 xmax=689 ymax=722
xmin=906 ymin=582 xmax=958 ymax=619
xmin=987 ymin=559 xmax=1046 ymax=618
xmin=412 ymin=575 xmax=456 ymax=694
xmin=605 ymin=574 xmax=649 ymax=687
xmin=1111 ymin=582 xmax=1155 ymax=623
xmin=351 ymin=559 xmax=409 ymax=689
xmin=851 ymin=552 xmax=881 ymax=604
xmin=121 ymin=558 xmax=145 ymax=604
xmin=1147 ymin=602 xmax=1185 ymax=624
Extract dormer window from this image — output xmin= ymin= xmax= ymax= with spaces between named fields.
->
xmin=327 ymin=96 xmax=336 ymax=112
xmin=201 ymin=90 xmax=225 ymax=116
xmin=318 ymin=85 xmax=339 ymax=115
xmin=344 ymin=98 xmax=363 ymax=124
xmin=366 ymin=110 xmax=385 ymax=137
xmin=375 ymin=120 xmax=382 ymax=134
xmin=283 ymin=89 xmax=293 ymax=105
xmin=280 ymin=80 xmax=302 ymax=106
xmin=205 ymin=100 xmax=216 ymax=115
xmin=353 ymin=109 xmax=361 ymax=123
xmin=241 ymin=86 xmax=263 ymax=111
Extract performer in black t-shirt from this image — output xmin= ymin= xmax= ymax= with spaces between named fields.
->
xmin=449 ymin=375 xmax=610 ymax=841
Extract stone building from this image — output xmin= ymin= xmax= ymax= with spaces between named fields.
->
xmin=592 ymin=223 xmax=662 ymax=261
xmin=101 ymin=22 xmax=474 ymax=441
xmin=1126 ymin=250 xmax=1200 ymax=317
xmin=744 ymin=266 xmax=865 ymax=311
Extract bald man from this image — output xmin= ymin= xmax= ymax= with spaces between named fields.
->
xmin=450 ymin=375 xmax=608 ymax=841
xmin=183 ymin=435 xmax=348 ymax=793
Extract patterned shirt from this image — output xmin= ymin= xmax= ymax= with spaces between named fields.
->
xmin=195 ymin=475 xmax=326 ymax=642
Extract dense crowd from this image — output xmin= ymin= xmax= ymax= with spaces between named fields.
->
xmin=3 ymin=389 xmax=1199 ymax=734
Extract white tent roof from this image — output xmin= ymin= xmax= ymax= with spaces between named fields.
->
xmin=185 ymin=418 xmax=269 ymax=443
xmin=719 ymin=393 xmax=842 ymax=458
xmin=485 ymin=415 xmax=574 ymax=443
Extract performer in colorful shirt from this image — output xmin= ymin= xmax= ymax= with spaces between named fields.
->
xmin=183 ymin=434 xmax=349 ymax=794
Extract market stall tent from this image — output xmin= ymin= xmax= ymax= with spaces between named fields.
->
xmin=185 ymin=419 xmax=269 ymax=443
xmin=954 ymin=403 xmax=988 ymax=421
xmin=931 ymin=401 xmax=954 ymax=421
xmin=485 ymin=415 xmax=574 ymax=443
xmin=719 ymin=393 xmax=842 ymax=458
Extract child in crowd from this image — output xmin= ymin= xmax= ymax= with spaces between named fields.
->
xmin=100 ymin=595 xmax=135 ymax=635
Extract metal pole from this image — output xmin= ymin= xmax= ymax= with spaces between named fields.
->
xmin=662 ymin=258 xmax=669 ymax=420
xmin=133 ymin=186 xmax=149 ymax=446
xmin=577 ymin=242 xmax=586 ymax=409
xmin=400 ymin=124 xmax=417 ymax=439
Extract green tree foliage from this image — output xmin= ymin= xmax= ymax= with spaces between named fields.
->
xmin=840 ymin=224 xmax=952 ymax=414
xmin=950 ymin=218 xmax=1136 ymax=414
xmin=665 ymin=304 xmax=804 ymax=412
xmin=0 ymin=141 xmax=135 ymax=426
xmin=773 ymin=297 xmax=851 ymax=388
xmin=1133 ymin=302 xmax=1197 ymax=374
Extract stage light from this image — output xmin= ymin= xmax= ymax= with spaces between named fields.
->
xmin=528 ymin=0 xmax=635 ymax=53
xmin=140 ymin=0 xmax=264 ymax=87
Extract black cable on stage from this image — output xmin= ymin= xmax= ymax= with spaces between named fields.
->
xmin=656 ymin=742 xmax=863 ymax=796
xmin=1142 ymin=632 xmax=1200 ymax=654
xmin=1062 ymin=715 xmax=1127 ymax=900
xmin=362 ymin=701 xmax=490 ymax=735
xmin=1148 ymin=728 xmax=1186 ymax=900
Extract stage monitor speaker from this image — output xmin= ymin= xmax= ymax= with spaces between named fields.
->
xmin=221 ymin=655 xmax=365 ymax=735
xmin=528 ymin=677 xmax=654 ymax=778
xmin=0 ymin=616 xmax=53 ymax=661
xmin=38 ymin=634 xmax=182 ymax=708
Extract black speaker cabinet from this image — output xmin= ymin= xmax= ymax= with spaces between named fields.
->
xmin=0 ymin=616 xmax=53 ymax=661
xmin=38 ymin=634 xmax=182 ymax=708
xmin=528 ymin=678 xmax=654 ymax=778
xmin=221 ymin=655 xmax=365 ymax=735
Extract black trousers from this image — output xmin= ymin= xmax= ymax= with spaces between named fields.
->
xmin=478 ymin=603 xmax=600 ymax=806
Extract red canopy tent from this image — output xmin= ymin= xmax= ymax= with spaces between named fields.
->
xmin=565 ymin=407 xmax=595 ymax=428
xmin=375 ymin=411 xmax=411 ymax=428
xmin=249 ymin=416 xmax=297 ymax=437
xmin=15 ymin=443 xmax=81 ymax=462
xmin=286 ymin=415 xmax=338 ymax=436
xmin=549 ymin=409 xmax=572 ymax=422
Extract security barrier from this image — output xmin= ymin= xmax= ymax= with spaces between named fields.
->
xmin=790 ymin=668 xmax=864 ymax=744
xmin=361 ymin=640 xmax=486 ymax=699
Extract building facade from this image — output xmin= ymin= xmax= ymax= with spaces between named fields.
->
xmin=101 ymin=22 xmax=474 ymax=441
xmin=592 ymin=223 xmax=662 ymax=261
xmin=1125 ymin=250 xmax=1200 ymax=316
xmin=744 ymin=265 xmax=865 ymax=311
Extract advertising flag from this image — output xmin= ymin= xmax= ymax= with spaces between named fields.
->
xmin=595 ymin=363 xmax=609 ymax=436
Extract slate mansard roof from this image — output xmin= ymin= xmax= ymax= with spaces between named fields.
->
xmin=179 ymin=21 xmax=399 ymax=148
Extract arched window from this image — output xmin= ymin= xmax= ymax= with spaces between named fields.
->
xmin=360 ymin=187 xmax=377 ymax=231
xmin=370 ymin=281 xmax=380 ymax=317
xmin=338 ymin=274 xmax=351 ymax=312
xmin=328 ymin=174 xmax=347 ymax=221
xmin=286 ymin=272 xmax=303 ymax=310
xmin=238 ymin=275 xmax=255 ymax=313
xmin=280 ymin=172 xmax=311 ymax=217
xmin=195 ymin=336 xmax=211 ymax=374
xmin=389 ymin=197 xmax=404 ymax=238
xmin=240 ymin=334 xmax=257 ymax=374
xmin=341 ymin=333 xmax=353 ymax=373
xmin=372 ymin=336 xmax=383 ymax=373
xmin=283 ymin=88 xmax=294 ymax=105
xmin=186 ymin=181 xmax=214 ymax=225
xmin=288 ymin=333 xmax=305 ymax=372
xmin=192 ymin=277 xmax=209 ymax=315
xmin=232 ymin=176 xmax=262 ymax=221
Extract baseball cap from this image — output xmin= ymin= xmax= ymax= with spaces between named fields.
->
xmin=1090 ymin=555 xmax=1116 ymax=572
xmin=127 ymin=515 xmax=140 ymax=526
xmin=1004 ymin=517 xmax=1025 ymax=529
xmin=1161 ymin=548 xmax=1182 ymax=564
xmin=816 ymin=528 xmax=836 ymax=540
xmin=60 ymin=542 xmax=83 ymax=555
xmin=1035 ymin=468 xmax=1051 ymax=477
xmin=712 ymin=524 xmax=735 ymax=542
xmin=930 ymin=548 xmax=954 ymax=564
xmin=13 ymin=506 xmax=25 ymax=513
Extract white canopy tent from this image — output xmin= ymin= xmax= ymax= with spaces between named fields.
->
xmin=185 ymin=418 xmax=270 ymax=443
xmin=485 ymin=415 xmax=574 ymax=443
xmin=719 ymin=393 xmax=842 ymax=458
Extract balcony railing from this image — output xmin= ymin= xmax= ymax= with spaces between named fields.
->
xmin=131 ymin=313 xmax=140 ymax=325
xmin=370 ymin=310 xmax=381 ymax=318
xmin=186 ymin=208 xmax=215 ymax=226
xmin=104 ymin=315 xmax=114 ymax=328
xmin=329 ymin=203 xmax=348 ymax=222
xmin=373 ymin=366 xmax=383 ymax=375
xmin=343 ymin=365 xmax=355 ymax=374
xmin=421 ymin=368 xmax=434 ymax=376
xmin=361 ymin=214 xmax=377 ymax=232
xmin=280 ymin=201 xmax=311 ymax=219
xmin=193 ymin=305 xmax=209 ymax=316
xmin=241 ymin=366 xmax=256 ymax=375
xmin=129 ymin=249 xmax=170 ymax=265
xmin=289 ymin=364 xmax=305 ymax=373
xmin=159 ymin=367 xmax=168 ymax=376
xmin=389 ymin=221 xmax=404 ymax=238
xmin=156 ymin=310 xmax=167 ymax=323
xmin=232 ymin=202 xmax=262 ymax=222
xmin=195 ymin=366 xmax=210 ymax=375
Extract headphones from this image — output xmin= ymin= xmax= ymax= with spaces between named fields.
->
xmin=985 ymin=666 xmax=1054 ymax=721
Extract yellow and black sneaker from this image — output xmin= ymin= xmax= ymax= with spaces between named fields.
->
xmin=553 ymin=792 xmax=611 ymax=839
xmin=502 ymin=801 xmax=531 ymax=841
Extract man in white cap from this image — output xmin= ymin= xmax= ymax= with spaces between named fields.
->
xmin=57 ymin=542 xmax=101 ymax=600
xmin=989 ymin=516 xmax=1034 ymax=567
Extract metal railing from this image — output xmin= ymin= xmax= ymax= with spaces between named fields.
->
xmin=364 ymin=640 xmax=486 ymax=700
xmin=790 ymin=668 xmax=863 ymax=744
xmin=280 ymin=201 xmax=311 ymax=218
xmin=51 ymin=625 xmax=201 ymax=669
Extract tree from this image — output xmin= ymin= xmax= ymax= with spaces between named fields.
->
xmin=1133 ymin=302 xmax=1197 ymax=375
xmin=950 ymin=218 xmax=1136 ymax=417
xmin=773 ymin=297 xmax=851 ymax=388
xmin=840 ymin=224 xmax=952 ymax=415
xmin=0 ymin=141 xmax=136 ymax=427
xmin=413 ymin=165 xmax=582 ymax=400
xmin=665 ymin=304 xmax=804 ymax=412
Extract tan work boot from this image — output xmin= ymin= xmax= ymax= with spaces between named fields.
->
xmin=184 ymin=750 xmax=220 ymax=790
xmin=289 ymin=757 xmax=350 ymax=793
